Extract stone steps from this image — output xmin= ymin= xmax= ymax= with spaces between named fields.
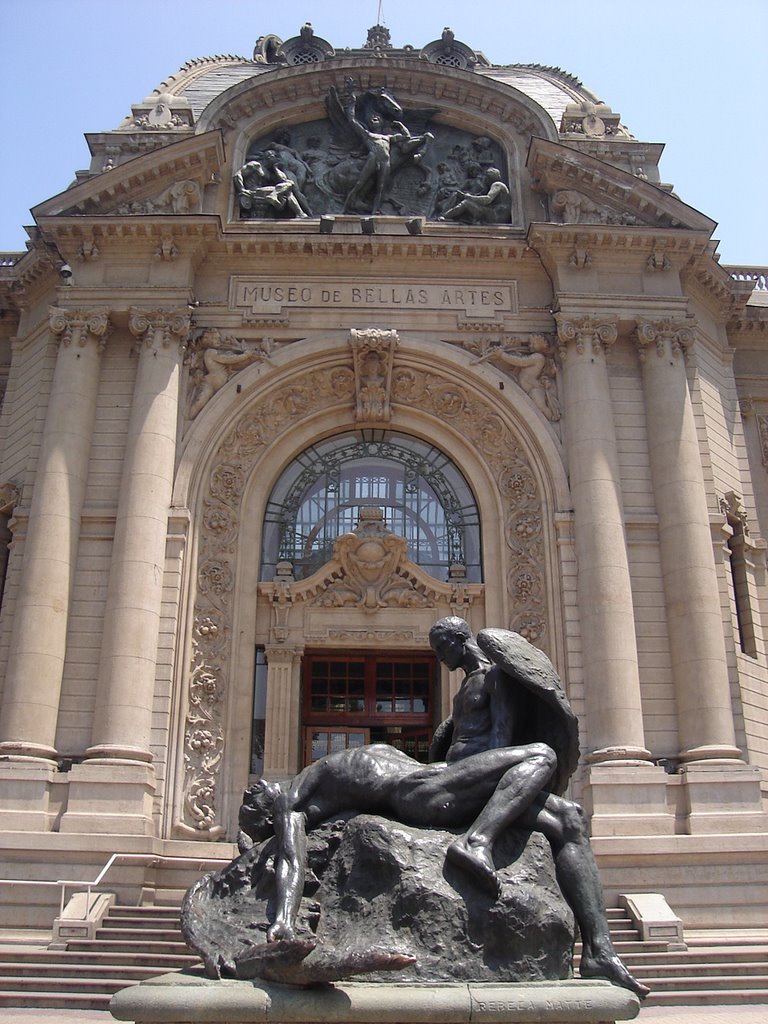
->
xmin=2 ymin=899 xmax=768 ymax=1010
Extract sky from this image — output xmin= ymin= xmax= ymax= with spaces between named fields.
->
xmin=1 ymin=0 xmax=765 ymax=266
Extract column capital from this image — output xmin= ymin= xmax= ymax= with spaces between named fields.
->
xmin=554 ymin=314 xmax=618 ymax=359
xmin=48 ymin=306 xmax=111 ymax=351
xmin=634 ymin=316 xmax=695 ymax=362
xmin=128 ymin=307 xmax=192 ymax=354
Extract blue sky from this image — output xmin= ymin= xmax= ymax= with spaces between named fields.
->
xmin=1 ymin=0 xmax=765 ymax=266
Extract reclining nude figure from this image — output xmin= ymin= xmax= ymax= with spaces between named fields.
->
xmin=241 ymin=622 xmax=647 ymax=997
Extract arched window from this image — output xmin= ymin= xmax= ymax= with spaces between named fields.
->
xmin=260 ymin=430 xmax=482 ymax=582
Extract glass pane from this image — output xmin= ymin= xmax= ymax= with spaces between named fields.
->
xmin=311 ymin=732 xmax=328 ymax=761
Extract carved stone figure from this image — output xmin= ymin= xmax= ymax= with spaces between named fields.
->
xmin=187 ymin=329 xmax=271 ymax=418
xmin=438 ymin=167 xmax=511 ymax=224
xmin=181 ymin=620 xmax=648 ymax=998
xmin=550 ymin=189 xmax=637 ymax=226
xmin=473 ymin=334 xmax=561 ymax=421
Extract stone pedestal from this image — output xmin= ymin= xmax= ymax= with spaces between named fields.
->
xmin=110 ymin=973 xmax=640 ymax=1024
xmin=681 ymin=762 xmax=766 ymax=834
xmin=0 ymin=760 xmax=59 ymax=830
xmin=58 ymin=760 xmax=156 ymax=835
xmin=582 ymin=763 xmax=675 ymax=837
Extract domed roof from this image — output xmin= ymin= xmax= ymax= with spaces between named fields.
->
xmin=115 ymin=25 xmax=625 ymax=138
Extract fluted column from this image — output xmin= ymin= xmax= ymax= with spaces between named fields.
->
xmin=635 ymin=318 xmax=741 ymax=762
xmin=555 ymin=314 xmax=651 ymax=763
xmin=263 ymin=645 xmax=302 ymax=779
xmin=0 ymin=309 xmax=108 ymax=759
xmin=86 ymin=308 xmax=190 ymax=763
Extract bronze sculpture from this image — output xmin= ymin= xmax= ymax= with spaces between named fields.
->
xmin=182 ymin=620 xmax=647 ymax=997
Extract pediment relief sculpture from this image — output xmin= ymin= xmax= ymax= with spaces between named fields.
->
xmin=529 ymin=138 xmax=715 ymax=233
xmin=233 ymin=79 xmax=512 ymax=223
xmin=549 ymin=189 xmax=638 ymax=226
xmin=112 ymin=179 xmax=202 ymax=216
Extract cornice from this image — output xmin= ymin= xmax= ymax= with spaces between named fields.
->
xmin=528 ymin=222 xmax=710 ymax=259
xmin=216 ymin=233 xmax=532 ymax=262
xmin=527 ymin=138 xmax=715 ymax=233
xmin=31 ymin=132 xmax=225 ymax=219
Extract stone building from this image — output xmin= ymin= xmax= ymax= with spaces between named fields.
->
xmin=0 ymin=24 xmax=766 ymax=931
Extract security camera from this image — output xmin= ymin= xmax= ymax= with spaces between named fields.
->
xmin=60 ymin=263 xmax=73 ymax=282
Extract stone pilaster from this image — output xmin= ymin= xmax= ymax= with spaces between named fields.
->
xmin=0 ymin=308 xmax=108 ymax=762
xmin=263 ymin=645 xmax=302 ymax=780
xmin=634 ymin=318 xmax=742 ymax=764
xmin=555 ymin=314 xmax=651 ymax=766
xmin=85 ymin=308 xmax=191 ymax=764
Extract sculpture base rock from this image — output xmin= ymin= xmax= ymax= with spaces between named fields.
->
xmin=182 ymin=814 xmax=575 ymax=984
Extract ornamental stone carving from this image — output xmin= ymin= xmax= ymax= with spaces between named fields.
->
xmin=469 ymin=335 xmax=560 ymax=421
xmin=758 ymin=415 xmax=768 ymax=468
xmin=634 ymin=317 xmax=695 ymax=361
xmin=186 ymin=330 xmax=276 ymax=418
xmin=181 ymin=360 xmax=546 ymax=835
xmin=49 ymin=307 xmax=111 ymax=351
xmin=349 ymin=328 xmax=399 ymax=422
xmin=129 ymin=308 xmax=192 ymax=354
xmin=550 ymin=189 xmax=637 ymax=226
xmin=0 ymin=481 xmax=20 ymax=516
xmin=113 ymin=179 xmax=201 ymax=215
xmin=554 ymin=315 xmax=618 ymax=359
xmin=312 ymin=508 xmax=431 ymax=611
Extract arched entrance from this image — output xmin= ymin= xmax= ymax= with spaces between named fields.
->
xmin=169 ymin=332 xmax=566 ymax=840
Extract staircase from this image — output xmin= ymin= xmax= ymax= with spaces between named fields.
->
xmin=1 ymin=902 xmax=767 ymax=1009
xmin=578 ymin=908 xmax=768 ymax=1006
xmin=0 ymin=902 xmax=198 ymax=1011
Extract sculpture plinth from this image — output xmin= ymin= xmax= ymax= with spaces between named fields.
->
xmin=110 ymin=973 xmax=641 ymax=1024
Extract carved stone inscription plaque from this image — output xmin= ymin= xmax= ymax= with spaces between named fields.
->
xmin=230 ymin=277 xmax=518 ymax=319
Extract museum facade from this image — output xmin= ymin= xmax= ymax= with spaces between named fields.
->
xmin=0 ymin=24 xmax=767 ymax=930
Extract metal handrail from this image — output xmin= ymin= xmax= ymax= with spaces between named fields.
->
xmin=1 ymin=852 xmax=230 ymax=922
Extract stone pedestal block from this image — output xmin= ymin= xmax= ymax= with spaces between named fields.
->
xmin=681 ymin=763 xmax=767 ymax=834
xmin=58 ymin=760 xmax=156 ymax=835
xmin=581 ymin=764 xmax=675 ymax=837
xmin=110 ymin=972 xmax=640 ymax=1024
xmin=0 ymin=759 xmax=59 ymax=830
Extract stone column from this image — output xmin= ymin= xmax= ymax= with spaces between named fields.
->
xmin=263 ymin=645 xmax=302 ymax=780
xmin=86 ymin=308 xmax=191 ymax=763
xmin=0 ymin=308 xmax=108 ymax=760
xmin=555 ymin=314 xmax=651 ymax=764
xmin=635 ymin=318 xmax=741 ymax=763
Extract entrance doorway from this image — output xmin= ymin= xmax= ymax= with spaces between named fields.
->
xmin=302 ymin=651 xmax=435 ymax=766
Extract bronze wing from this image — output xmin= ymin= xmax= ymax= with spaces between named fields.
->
xmin=477 ymin=628 xmax=580 ymax=795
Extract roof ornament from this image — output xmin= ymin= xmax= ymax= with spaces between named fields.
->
xmin=419 ymin=28 xmax=484 ymax=69
xmin=364 ymin=24 xmax=393 ymax=50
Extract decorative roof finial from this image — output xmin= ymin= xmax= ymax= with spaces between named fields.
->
xmin=365 ymin=24 xmax=392 ymax=49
